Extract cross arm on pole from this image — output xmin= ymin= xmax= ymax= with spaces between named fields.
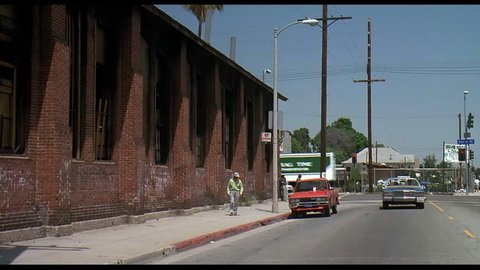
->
xmin=299 ymin=16 xmax=351 ymax=22
xmin=353 ymin=79 xmax=385 ymax=83
xmin=311 ymin=16 xmax=352 ymax=28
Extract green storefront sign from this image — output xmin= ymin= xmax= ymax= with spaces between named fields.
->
xmin=280 ymin=155 xmax=330 ymax=173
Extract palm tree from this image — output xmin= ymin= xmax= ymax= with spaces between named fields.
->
xmin=183 ymin=5 xmax=223 ymax=38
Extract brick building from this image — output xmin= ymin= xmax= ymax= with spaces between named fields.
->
xmin=0 ymin=5 xmax=286 ymax=237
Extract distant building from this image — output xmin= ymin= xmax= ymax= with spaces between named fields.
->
xmin=342 ymin=146 xmax=419 ymax=182
xmin=279 ymin=130 xmax=291 ymax=153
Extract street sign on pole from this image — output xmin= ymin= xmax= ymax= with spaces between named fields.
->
xmin=457 ymin=139 xmax=475 ymax=145
xmin=261 ymin=132 xmax=272 ymax=142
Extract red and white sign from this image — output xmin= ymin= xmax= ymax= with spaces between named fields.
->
xmin=261 ymin=132 xmax=272 ymax=142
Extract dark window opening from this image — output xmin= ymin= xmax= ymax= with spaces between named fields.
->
xmin=68 ymin=6 xmax=86 ymax=159
xmin=263 ymin=94 xmax=272 ymax=172
xmin=190 ymin=70 xmax=207 ymax=167
xmin=224 ymin=85 xmax=234 ymax=169
xmin=94 ymin=23 xmax=116 ymax=160
xmin=0 ymin=62 xmax=14 ymax=151
xmin=246 ymin=96 xmax=255 ymax=170
xmin=0 ymin=5 xmax=29 ymax=154
xmin=155 ymin=55 xmax=171 ymax=164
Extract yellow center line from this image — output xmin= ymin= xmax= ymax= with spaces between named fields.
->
xmin=429 ymin=201 xmax=444 ymax=212
xmin=430 ymin=201 xmax=477 ymax=239
xmin=465 ymin=230 xmax=476 ymax=239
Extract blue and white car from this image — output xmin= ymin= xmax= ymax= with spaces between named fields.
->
xmin=382 ymin=176 xmax=426 ymax=209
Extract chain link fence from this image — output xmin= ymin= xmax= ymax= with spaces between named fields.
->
xmin=335 ymin=167 xmax=477 ymax=193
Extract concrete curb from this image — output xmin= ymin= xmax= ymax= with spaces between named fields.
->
xmin=115 ymin=212 xmax=291 ymax=264
xmin=0 ymin=205 xmax=227 ymax=244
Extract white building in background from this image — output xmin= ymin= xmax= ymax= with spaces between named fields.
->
xmin=342 ymin=146 xmax=419 ymax=183
xmin=343 ymin=146 xmax=418 ymax=168
xmin=279 ymin=130 xmax=291 ymax=153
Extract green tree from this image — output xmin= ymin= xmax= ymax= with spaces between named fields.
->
xmin=347 ymin=167 xmax=361 ymax=192
xmin=422 ymin=154 xmax=439 ymax=187
xmin=311 ymin=118 xmax=368 ymax=163
xmin=423 ymin=154 xmax=437 ymax=168
xmin=475 ymin=167 xmax=480 ymax=179
xmin=437 ymin=160 xmax=452 ymax=169
xmin=183 ymin=5 xmax=224 ymax=38
xmin=291 ymin=137 xmax=304 ymax=153
xmin=354 ymin=131 xmax=368 ymax=153
xmin=311 ymin=132 xmax=321 ymax=153
xmin=330 ymin=117 xmax=354 ymax=131
xmin=291 ymin=128 xmax=311 ymax=153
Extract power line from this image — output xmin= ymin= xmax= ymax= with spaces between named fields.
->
xmin=259 ymin=64 xmax=480 ymax=82
xmin=332 ymin=5 xmax=365 ymax=77
xmin=375 ymin=66 xmax=480 ymax=75
xmin=285 ymin=112 xmax=458 ymax=119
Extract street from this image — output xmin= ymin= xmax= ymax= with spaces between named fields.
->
xmin=146 ymin=193 xmax=480 ymax=264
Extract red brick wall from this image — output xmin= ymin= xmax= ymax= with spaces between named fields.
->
xmin=32 ymin=5 xmax=72 ymax=226
xmin=115 ymin=6 xmax=145 ymax=214
xmin=67 ymin=7 xmax=123 ymax=222
xmin=0 ymin=5 xmax=274 ymax=231
xmin=169 ymin=36 xmax=194 ymax=208
xmin=203 ymin=63 xmax=226 ymax=203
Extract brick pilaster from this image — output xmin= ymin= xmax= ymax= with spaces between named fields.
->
xmin=116 ymin=7 xmax=145 ymax=215
xmin=33 ymin=5 xmax=72 ymax=226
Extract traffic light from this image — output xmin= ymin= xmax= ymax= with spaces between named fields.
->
xmin=467 ymin=113 xmax=474 ymax=129
xmin=459 ymin=148 xmax=466 ymax=161
xmin=470 ymin=150 xmax=474 ymax=160
xmin=352 ymin=154 xmax=357 ymax=164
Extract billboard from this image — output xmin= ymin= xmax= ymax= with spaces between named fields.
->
xmin=444 ymin=143 xmax=464 ymax=163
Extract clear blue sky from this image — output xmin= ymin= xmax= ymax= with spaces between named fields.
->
xmin=156 ymin=4 xmax=480 ymax=164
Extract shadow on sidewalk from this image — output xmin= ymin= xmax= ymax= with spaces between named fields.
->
xmin=0 ymin=244 xmax=88 ymax=264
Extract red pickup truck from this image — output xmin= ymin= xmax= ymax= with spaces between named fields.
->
xmin=288 ymin=178 xmax=339 ymax=218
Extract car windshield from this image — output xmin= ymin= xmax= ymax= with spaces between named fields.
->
xmin=387 ymin=178 xmax=420 ymax=187
xmin=296 ymin=181 xmax=327 ymax=192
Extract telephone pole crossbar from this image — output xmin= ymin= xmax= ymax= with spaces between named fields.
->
xmin=353 ymin=18 xmax=385 ymax=193
xmin=353 ymin=79 xmax=385 ymax=83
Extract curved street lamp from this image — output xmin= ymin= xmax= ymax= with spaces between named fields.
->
xmin=262 ymin=69 xmax=272 ymax=82
xmin=272 ymin=18 xmax=319 ymax=213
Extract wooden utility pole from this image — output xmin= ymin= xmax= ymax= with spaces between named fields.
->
xmin=319 ymin=5 xmax=351 ymax=176
xmin=354 ymin=18 xmax=385 ymax=193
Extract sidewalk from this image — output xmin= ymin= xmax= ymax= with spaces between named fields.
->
xmin=452 ymin=190 xmax=480 ymax=196
xmin=0 ymin=200 xmax=291 ymax=265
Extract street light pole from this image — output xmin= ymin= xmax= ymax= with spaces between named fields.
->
xmin=319 ymin=6 xmax=328 ymax=178
xmin=273 ymin=27 xmax=279 ymax=213
xmin=272 ymin=18 xmax=320 ymax=213
xmin=464 ymin=90 xmax=469 ymax=194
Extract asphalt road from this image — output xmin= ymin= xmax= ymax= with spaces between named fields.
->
xmin=146 ymin=193 xmax=480 ymax=264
